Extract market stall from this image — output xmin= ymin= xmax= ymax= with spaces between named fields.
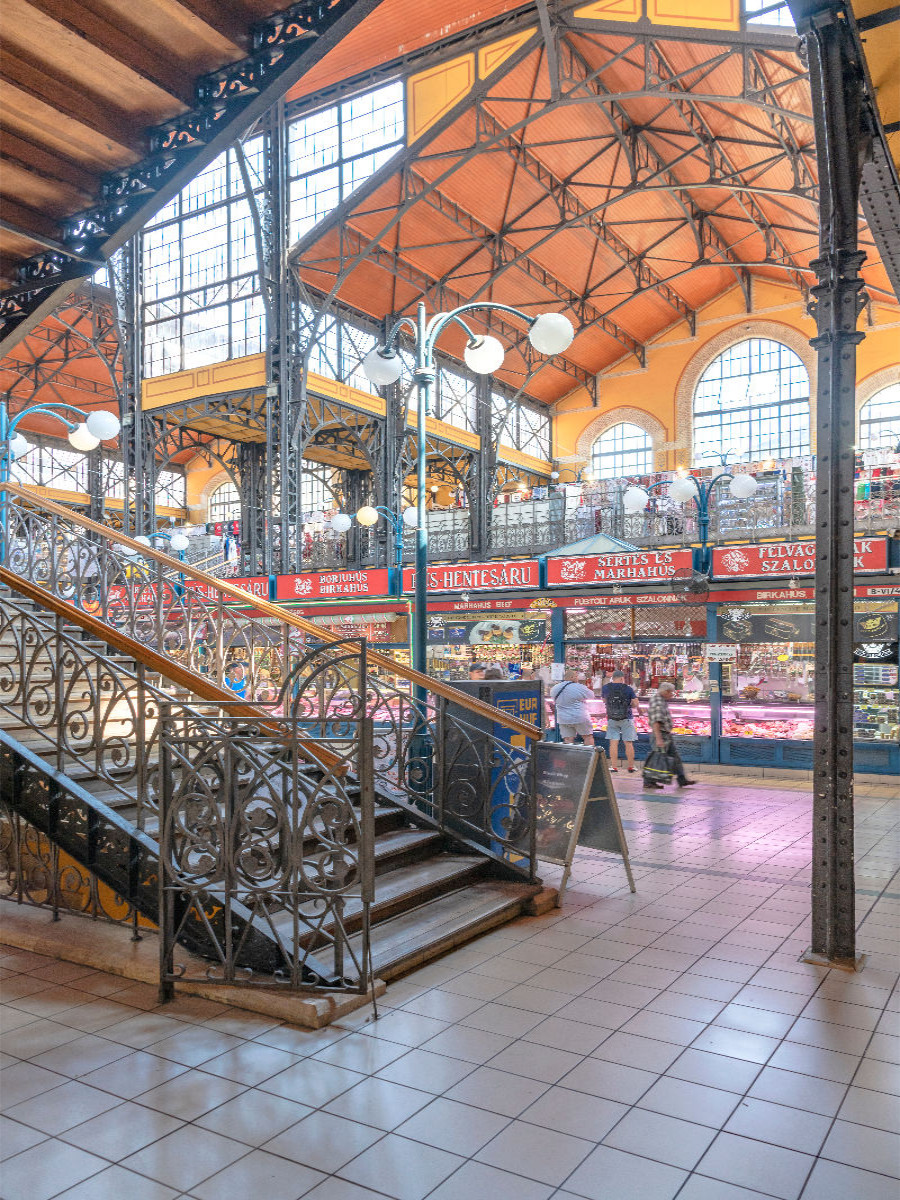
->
xmin=555 ymin=600 xmax=713 ymax=762
xmin=714 ymin=597 xmax=898 ymax=772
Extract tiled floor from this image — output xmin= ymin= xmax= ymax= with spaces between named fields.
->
xmin=1 ymin=773 xmax=898 ymax=1200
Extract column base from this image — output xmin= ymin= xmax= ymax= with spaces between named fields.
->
xmin=800 ymin=948 xmax=868 ymax=973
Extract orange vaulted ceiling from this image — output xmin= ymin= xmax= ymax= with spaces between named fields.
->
xmin=291 ymin=19 xmax=897 ymax=406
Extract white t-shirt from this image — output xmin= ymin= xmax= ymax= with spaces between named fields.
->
xmin=551 ymin=681 xmax=594 ymax=725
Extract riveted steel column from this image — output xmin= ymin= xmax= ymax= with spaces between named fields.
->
xmin=791 ymin=0 xmax=869 ymax=968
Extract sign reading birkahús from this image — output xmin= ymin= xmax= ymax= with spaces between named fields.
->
xmin=712 ymin=538 xmax=887 ymax=578
xmin=403 ymin=560 xmax=540 ymax=593
xmin=546 ymin=549 xmax=693 ymax=586
xmin=274 ymin=569 xmax=390 ymax=600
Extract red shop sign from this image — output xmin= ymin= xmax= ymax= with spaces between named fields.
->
xmin=712 ymin=538 xmax=887 ymax=578
xmin=184 ymin=576 xmax=269 ymax=602
xmin=275 ymin=568 xmax=390 ymax=600
xmin=403 ymin=560 xmax=540 ymax=593
xmin=547 ymin=549 xmax=693 ymax=586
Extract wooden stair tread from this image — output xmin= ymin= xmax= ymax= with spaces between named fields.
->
xmin=352 ymin=879 xmax=540 ymax=979
xmin=271 ymin=854 xmax=489 ymax=936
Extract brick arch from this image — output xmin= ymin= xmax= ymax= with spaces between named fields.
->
xmin=574 ymin=407 xmax=669 ymax=471
xmin=199 ymin=471 xmax=238 ymax=521
xmin=856 ymin=363 xmax=900 ymax=428
xmin=674 ymin=321 xmax=817 ymax=464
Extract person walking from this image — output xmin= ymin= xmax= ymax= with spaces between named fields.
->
xmin=601 ymin=670 xmax=638 ymax=773
xmin=551 ymin=670 xmax=596 ymax=744
xmin=645 ymin=681 xmax=697 ymax=789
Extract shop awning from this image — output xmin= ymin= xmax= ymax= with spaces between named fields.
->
xmin=547 ymin=534 xmax=637 ymax=556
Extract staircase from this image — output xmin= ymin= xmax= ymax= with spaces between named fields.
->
xmin=0 ymin=485 xmax=546 ymax=995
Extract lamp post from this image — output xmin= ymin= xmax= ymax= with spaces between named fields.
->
xmin=622 ymin=468 xmax=758 ymax=570
xmin=550 ymin=466 xmax=595 ymax=486
xmin=363 ymin=302 xmax=573 ymax=678
xmin=0 ymin=402 xmax=121 ymax=563
xmin=332 ymin=504 xmax=418 ymax=597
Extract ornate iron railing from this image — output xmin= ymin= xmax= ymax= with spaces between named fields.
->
xmin=0 ymin=592 xmax=373 ymax=992
xmin=0 ymin=484 xmax=542 ymax=882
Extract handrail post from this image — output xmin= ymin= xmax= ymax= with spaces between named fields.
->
xmin=157 ymin=701 xmax=175 ymax=1003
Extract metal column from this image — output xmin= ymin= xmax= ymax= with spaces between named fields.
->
xmin=791 ymin=0 xmax=869 ymax=968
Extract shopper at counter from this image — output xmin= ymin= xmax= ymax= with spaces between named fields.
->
xmin=468 ymin=663 xmax=486 ymax=680
xmin=601 ymin=670 xmax=638 ymax=773
xmin=551 ymin=670 xmax=596 ymax=744
xmin=646 ymin=681 xmax=697 ymax=789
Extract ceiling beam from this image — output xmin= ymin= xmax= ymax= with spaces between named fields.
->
xmin=650 ymin=41 xmax=812 ymax=299
xmin=20 ymin=0 xmax=196 ymax=105
xmin=410 ymin=170 xmax=647 ymax=365
xmin=477 ymin=107 xmax=697 ymax=337
xmin=309 ymin=223 xmax=598 ymax=395
xmin=0 ymin=0 xmax=387 ymax=355
xmin=561 ymin=36 xmax=753 ymax=304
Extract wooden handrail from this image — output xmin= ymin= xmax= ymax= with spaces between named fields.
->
xmin=4 ymin=482 xmax=541 ymax=739
xmin=0 ymin=566 xmax=344 ymax=776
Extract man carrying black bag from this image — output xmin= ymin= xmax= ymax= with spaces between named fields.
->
xmin=644 ymin=681 xmax=697 ymax=790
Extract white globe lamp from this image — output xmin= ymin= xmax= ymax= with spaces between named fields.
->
xmin=331 ymin=513 xmax=352 ymax=533
xmin=356 ymin=505 xmax=379 ymax=527
xmin=133 ymin=535 xmax=152 ymax=553
xmin=669 ymin=475 xmax=697 ymax=503
xmin=68 ymin=423 xmax=101 ymax=452
xmin=464 ymin=335 xmax=505 ymax=375
xmin=362 ymin=348 xmax=403 ymax=386
xmin=529 ymin=313 xmax=575 ymax=355
xmin=729 ymin=473 xmax=758 ymax=499
xmin=401 ymin=507 xmax=418 ymax=528
xmin=169 ymin=532 xmax=189 ymax=553
xmin=9 ymin=433 xmax=31 ymax=460
xmin=85 ymin=410 xmax=121 ymax=441
xmin=622 ymin=486 xmax=649 ymax=514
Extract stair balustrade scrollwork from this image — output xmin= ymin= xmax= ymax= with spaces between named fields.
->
xmin=1 ymin=485 xmax=541 ymax=897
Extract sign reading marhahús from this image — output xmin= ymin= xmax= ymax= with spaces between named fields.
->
xmin=274 ymin=568 xmax=390 ymax=600
xmin=546 ymin=549 xmax=693 ymax=586
xmin=712 ymin=539 xmax=887 ymax=578
xmin=403 ymin=560 xmax=540 ymax=593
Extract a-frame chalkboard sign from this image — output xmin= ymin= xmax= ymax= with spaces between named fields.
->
xmin=531 ymin=743 xmax=635 ymax=903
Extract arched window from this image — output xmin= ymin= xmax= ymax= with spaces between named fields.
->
xmin=693 ymin=338 xmax=810 ymax=463
xmin=859 ymin=384 xmax=900 ymax=450
xmin=209 ymin=482 xmax=240 ymax=524
xmin=590 ymin=422 xmax=653 ymax=479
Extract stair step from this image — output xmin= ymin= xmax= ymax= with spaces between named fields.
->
xmin=272 ymin=853 xmax=490 ymax=941
xmin=349 ymin=879 xmax=541 ymax=980
xmin=372 ymin=828 xmax=443 ymax=873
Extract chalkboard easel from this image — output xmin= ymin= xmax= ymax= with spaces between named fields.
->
xmin=530 ymin=743 xmax=635 ymax=904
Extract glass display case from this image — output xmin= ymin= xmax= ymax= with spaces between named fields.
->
xmin=563 ymin=641 xmax=711 ymax=702
xmin=853 ymin=661 xmax=899 ymax=742
xmin=718 ymin=600 xmax=898 ymax=744
xmin=543 ymin=696 xmax=712 ymax=739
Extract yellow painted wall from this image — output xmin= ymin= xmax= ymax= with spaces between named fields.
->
xmin=554 ymin=279 xmax=900 ymax=467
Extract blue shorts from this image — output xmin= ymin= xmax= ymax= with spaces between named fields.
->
xmin=606 ymin=718 xmax=636 ymax=742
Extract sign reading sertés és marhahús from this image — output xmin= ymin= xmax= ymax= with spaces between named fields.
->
xmin=547 ymin=549 xmax=693 ymax=586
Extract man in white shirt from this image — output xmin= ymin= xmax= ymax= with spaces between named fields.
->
xmin=550 ymin=670 xmax=596 ymax=744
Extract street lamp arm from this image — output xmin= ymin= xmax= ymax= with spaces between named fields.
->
xmin=424 ymin=300 xmax=535 ymax=354
xmin=382 ymin=316 xmax=417 ymax=352
xmin=7 ymin=402 xmax=88 ymax=435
